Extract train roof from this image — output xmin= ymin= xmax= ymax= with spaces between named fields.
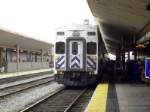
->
xmin=56 ymin=24 xmax=97 ymax=31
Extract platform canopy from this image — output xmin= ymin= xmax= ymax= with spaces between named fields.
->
xmin=0 ymin=27 xmax=53 ymax=54
xmin=87 ymin=0 xmax=150 ymax=55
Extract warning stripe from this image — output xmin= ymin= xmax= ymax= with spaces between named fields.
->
xmin=85 ymin=76 xmax=108 ymax=112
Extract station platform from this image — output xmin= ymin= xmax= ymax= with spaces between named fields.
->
xmin=86 ymin=75 xmax=150 ymax=112
xmin=1 ymin=69 xmax=150 ymax=112
xmin=0 ymin=68 xmax=53 ymax=79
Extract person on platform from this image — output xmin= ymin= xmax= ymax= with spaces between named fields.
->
xmin=133 ymin=61 xmax=140 ymax=82
xmin=106 ymin=58 xmax=113 ymax=79
xmin=114 ymin=58 xmax=123 ymax=82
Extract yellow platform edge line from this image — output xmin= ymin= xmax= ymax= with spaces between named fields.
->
xmin=85 ymin=83 xmax=108 ymax=112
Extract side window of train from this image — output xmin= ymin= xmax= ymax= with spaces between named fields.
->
xmin=56 ymin=42 xmax=65 ymax=54
xmin=87 ymin=42 xmax=97 ymax=54
xmin=72 ymin=42 xmax=78 ymax=55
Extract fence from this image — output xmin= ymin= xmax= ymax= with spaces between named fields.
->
xmin=0 ymin=62 xmax=50 ymax=73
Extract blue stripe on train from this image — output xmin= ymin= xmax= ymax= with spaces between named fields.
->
xmin=55 ymin=56 xmax=65 ymax=69
xmin=87 ymin=56 xmax=96 ymax=65
xmin=87 ymin=61 xmax=93 ymax=68
xmin=56 ymin=56 xmax=65 ymax=65
xmin=59 ymin=60 xmax=65 ymax=67
xmin=71 ymin=63 xmax=80 ymax=68
xmin=71 ymin=56 xmax=80 ymax=63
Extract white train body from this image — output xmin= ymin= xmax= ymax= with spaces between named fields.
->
xmin=54 ymin=23 xmax=98 ymax=86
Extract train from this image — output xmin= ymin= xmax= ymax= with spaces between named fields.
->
xmin=54 ymin=20 xmax=107 ymax=86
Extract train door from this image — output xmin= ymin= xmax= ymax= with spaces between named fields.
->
xmin=69 ymin=40 xmax=83 ymax=69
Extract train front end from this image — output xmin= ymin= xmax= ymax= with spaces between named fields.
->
xmin=54 ymin=24 xmax=98 ymax=86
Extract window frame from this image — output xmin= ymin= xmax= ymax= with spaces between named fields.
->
xmin=55 ymin=42 xmax=65 ymax=54
xmin=87 ymin=42 xmax=97 ymax=55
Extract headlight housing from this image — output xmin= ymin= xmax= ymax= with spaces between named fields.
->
xmin=55 ymin=56 xmax=59 ymax=60
xmin=92 ymin=56 xmax=97 ymax=60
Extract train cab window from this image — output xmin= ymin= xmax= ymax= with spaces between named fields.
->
xmin=87 ymin=42 xmax=97 ymax=54
xmin=72 ymin=42 xmax=78 ymax=55
xmin=56 ymin=42 xmax=65 ymax=54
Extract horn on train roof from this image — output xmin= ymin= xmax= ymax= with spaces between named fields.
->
xmin=83 ymin=19 xmax=89 ymax=25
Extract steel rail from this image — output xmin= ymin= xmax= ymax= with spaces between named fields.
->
xmin=0 ymin=71 xmax=53 ymax=85
xmin=64 ymin=88 xmax=87 ymax=112
xmin=0 ymin=77 xmax=54 ymax=97
xmin=20 ymin=86 xmax=66 ymax=112
xmin=0 ymin=75 xmax=54 ymax=89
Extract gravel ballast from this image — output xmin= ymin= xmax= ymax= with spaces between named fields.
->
xmin=0 ymin=74 xmax=54 ymax=89
xmin=0 ymin=82 xmax=64 ymax=112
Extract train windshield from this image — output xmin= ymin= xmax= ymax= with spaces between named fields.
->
xmin=87 ymin=42 xmax=97 ymax=54
xmin=55 ymin=42 xmax=65 ymax=54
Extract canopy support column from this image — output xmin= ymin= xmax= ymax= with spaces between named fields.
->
xmin=0 ymin=48 xmax=3 ymax=62
xmin=16 ymin=45 xmax=19 ymax=70
xmin=122 ymin=37 xmax=125 ymax=72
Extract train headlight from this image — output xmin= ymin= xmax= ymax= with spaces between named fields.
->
xmin=59 ymin=71 xmax=63 ymax=74
xmin=55 ymin=56 xmax=59 ymax=60
xmin=92 ymin=56 xmax=97 ymax=60
xmin=89 ymin=72 xmax=94 ymax=75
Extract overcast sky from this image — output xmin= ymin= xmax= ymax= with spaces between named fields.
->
xmin=0 ymin=0 xmax=95 ymax=43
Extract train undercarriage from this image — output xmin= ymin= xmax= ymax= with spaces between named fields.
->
xmin=55 ymin=72 xmax=98 ymax=86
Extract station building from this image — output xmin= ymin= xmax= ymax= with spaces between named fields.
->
xmin=0 ymin=27 xmax=54 ymax=73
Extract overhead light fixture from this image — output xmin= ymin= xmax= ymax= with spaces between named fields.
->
xmin=136 ymin=44 xmax=146 ymax=48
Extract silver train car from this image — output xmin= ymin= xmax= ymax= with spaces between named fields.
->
xmin=54 ymin=22 xmax=101 ymax=86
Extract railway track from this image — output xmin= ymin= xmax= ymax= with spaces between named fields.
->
xmin=0 ymin=75 xmax=54 ymax=97
xmin=21 ymin=84 xmax=96 ymax=112
xmin=68 ymin=89 xmax=95 ymax=112
xmin=0 ymin=71 xmax=53 ymax=85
